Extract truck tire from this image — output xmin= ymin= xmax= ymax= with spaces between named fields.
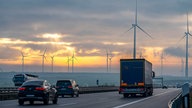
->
xmin=123 ymin=94 xmax=129 ymax=98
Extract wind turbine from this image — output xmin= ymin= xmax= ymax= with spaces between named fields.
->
xmin=160 ymin=52 xmax=166 ymax=77
xmin=66 ymin=56 xmax=71 ymax=72
xmin=108 ymin=53 xmax=114 ymax=73
xmin=106 ymin=49 xmax=113 ymax=72
xmin=20 ymin=51 xmax=27 ymax=72
xmin=125 ymin=0 xmax=152 ymax=59
xmin=50 ymin=55 xmax=55 ymax=72
xmin=181 ymin=58 xmax=184 ymax=73
xmin=71 ymin=52 xmax=78 ymax=73
xmin=40 ymin=48 xmax=47 ymax=72
xmin=179 ymin=12 xmax=192 ymax=78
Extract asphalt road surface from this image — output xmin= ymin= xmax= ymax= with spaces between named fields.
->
xmin=0 ymin=88 xmax=180 ymax=108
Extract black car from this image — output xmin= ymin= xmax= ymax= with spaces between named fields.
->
xmin=56 ymin=79 xmax=79 ymax=97
xmin=18 ymin=79 xmax=58 ymax=105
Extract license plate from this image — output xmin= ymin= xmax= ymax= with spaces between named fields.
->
xmin=61 ymin=88 xmax=66 ymax=90
xmin=26 ymin=95 xmax=34 ymax=97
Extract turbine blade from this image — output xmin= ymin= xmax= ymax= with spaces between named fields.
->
xmin=43 ymin=48 xmax=47 ymax=55
xmin=187 ymin=12 xmax=189 ymax=33
xmin=20 ymin=51 xmax=24 ymax=57
xmin=120 ymin=26 xmax=134 ymax=36
xmin=177 ymin=35 xmax=186 ymax=44
xmin=189 ymin=33 xmax=192 ymax=36
xmin=137 ymin=25 xmax=153 ymax=39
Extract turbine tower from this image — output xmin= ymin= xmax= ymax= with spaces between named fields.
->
xmin=66 ymin=56 xmax=71 ymax=72
xmin=125 ymin=0 xmax=152 ymax=59
xmin=71 ymin=52 xmax=78 ymax=73
xmin=108 ymin=54 xmax=114 ymax=73
xmin=184 ymin=12 xmax=192 ymax=78
xmin=20 ymin=51 xmax=27 ymax=72
xmin=51 ymin=55 xmax=55 ymax=72
xmin=40 ymin=48 xmax=47 ymax=72
xmin=160 ymin=52 xmax=166 ymax=77
xmin=106 ymin=50 xmax=109 ymax=72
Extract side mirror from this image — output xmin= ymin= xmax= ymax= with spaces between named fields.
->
xmin=152 ymin=71 xmax=155 ymax=78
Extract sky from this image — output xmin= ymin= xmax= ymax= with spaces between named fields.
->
xmin=0 ymin=0 xmax=192 ymax=76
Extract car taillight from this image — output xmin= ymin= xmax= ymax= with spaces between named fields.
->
xmin=68 ymin=86 xmax=72 ymax=88
xmin=35 ymin=87 xmax=45 ymax=91
xmin=18 ymin=87 xmax=26 ymax=91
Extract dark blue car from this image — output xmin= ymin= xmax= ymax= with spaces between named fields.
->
xmin=56 ymin=79 xmax=79 ymax=97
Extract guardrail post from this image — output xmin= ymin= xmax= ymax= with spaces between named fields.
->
xmin=182 ymin=83 xmax=190 ymax=108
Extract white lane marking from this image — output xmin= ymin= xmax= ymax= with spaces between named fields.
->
xmin=59 ymin=102 xmax=77 ymax=106
xmin=113 ymin=89 xmax=178 ymax=108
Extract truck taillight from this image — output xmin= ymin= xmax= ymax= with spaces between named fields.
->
xmin=119 ymin=88 xmax=124 ymax=92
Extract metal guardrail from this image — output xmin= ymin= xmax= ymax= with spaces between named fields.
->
xmin=168 ymin=92 xmax=182 ymax=108
xmin=0 ymin=86 xmax=118 ymax=101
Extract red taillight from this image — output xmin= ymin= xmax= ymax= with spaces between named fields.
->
xmin=35 ymin=87 xmax=45 ymax=91
xmin=18 ymin=87 xmax=26 ymax=91
xmin=119 ymin=88 xmax=124 ymax=92
xmin=68 ymin=86 xmax=72 ymax=88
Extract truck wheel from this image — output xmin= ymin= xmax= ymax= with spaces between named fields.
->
xmin=123 ymin=94 xmax=129 ymax=98
xmin=143 ymin=93 xmax=147 ymax=97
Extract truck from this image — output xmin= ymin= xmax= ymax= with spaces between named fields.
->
xmin=119 ymin=59 xmax=155 ymax=97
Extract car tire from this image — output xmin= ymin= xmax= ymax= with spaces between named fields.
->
xmin=62 ymin=95 xmax=64 ymax=98
xmin=76 ymin=92 xmax=79 ymax=97
xmin=18 ymin=99 xmax=24 ymax=105
xmin=30 ymin=101 xmax=34 ymax=105
xmin=71 ymin=94 xmax=74 ymax=97
xmin=44 ymin=99 xmax=49 ymax=105
xmin=52 ymin=96 xmax=58 ymax=104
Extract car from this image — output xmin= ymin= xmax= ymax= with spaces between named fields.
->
xmin=56 ymin=79 xmax=79 ymax=97
xmin=162 ymin=85 xmax=168 ymax=89
xmin=18 ymin=79 xmax=58 ymax=105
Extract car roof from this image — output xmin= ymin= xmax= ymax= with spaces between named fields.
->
xmin=57 ymin=79 xmax=74 ymax=82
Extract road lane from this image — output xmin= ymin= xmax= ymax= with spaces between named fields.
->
xmin=0 ymin=88 xmax=180 ymax=108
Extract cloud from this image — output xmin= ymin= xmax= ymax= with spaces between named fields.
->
xmin=164 ymin=47 xmax=186 ymax=57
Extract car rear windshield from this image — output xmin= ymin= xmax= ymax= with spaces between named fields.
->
xmin=56 ymin=81 xmax=71 ymax=87
xmin=23 ymin=81 xmax=43 ymax=86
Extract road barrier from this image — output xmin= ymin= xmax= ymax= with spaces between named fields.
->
xmin=0 ymin=86 xmax=118 ymax=101
xmin=168 ymin=92 xmax=182 ymax=108
xmin=168 ymin=83 xmax=192 ymax=108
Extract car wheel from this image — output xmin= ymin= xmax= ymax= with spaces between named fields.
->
xmin=62 ymin=95 xmax=64 ymax=98
xmin=71 ymin=94 xmax=74 ymax=97
xmin=30 ymin=101 xmax=34 ymax=105
xmin=18 ymin=99 xmax=24 ymax=105
xmin=44 ymin=99 xmax=49 ymax=105
xmin=52 ymin=96 xmax=58 ymax=104
xmin=76 ymin=92 xmax=79 ymax=97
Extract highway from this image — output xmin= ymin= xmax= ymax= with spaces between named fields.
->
xmin=0 ymin=88 xmax=180 ymax=108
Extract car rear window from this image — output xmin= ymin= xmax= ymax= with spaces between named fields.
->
xmin=56 ymin=81 xmax=71 ymax=87
xmin=23 ymin=81 xmax=43 ymax=86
